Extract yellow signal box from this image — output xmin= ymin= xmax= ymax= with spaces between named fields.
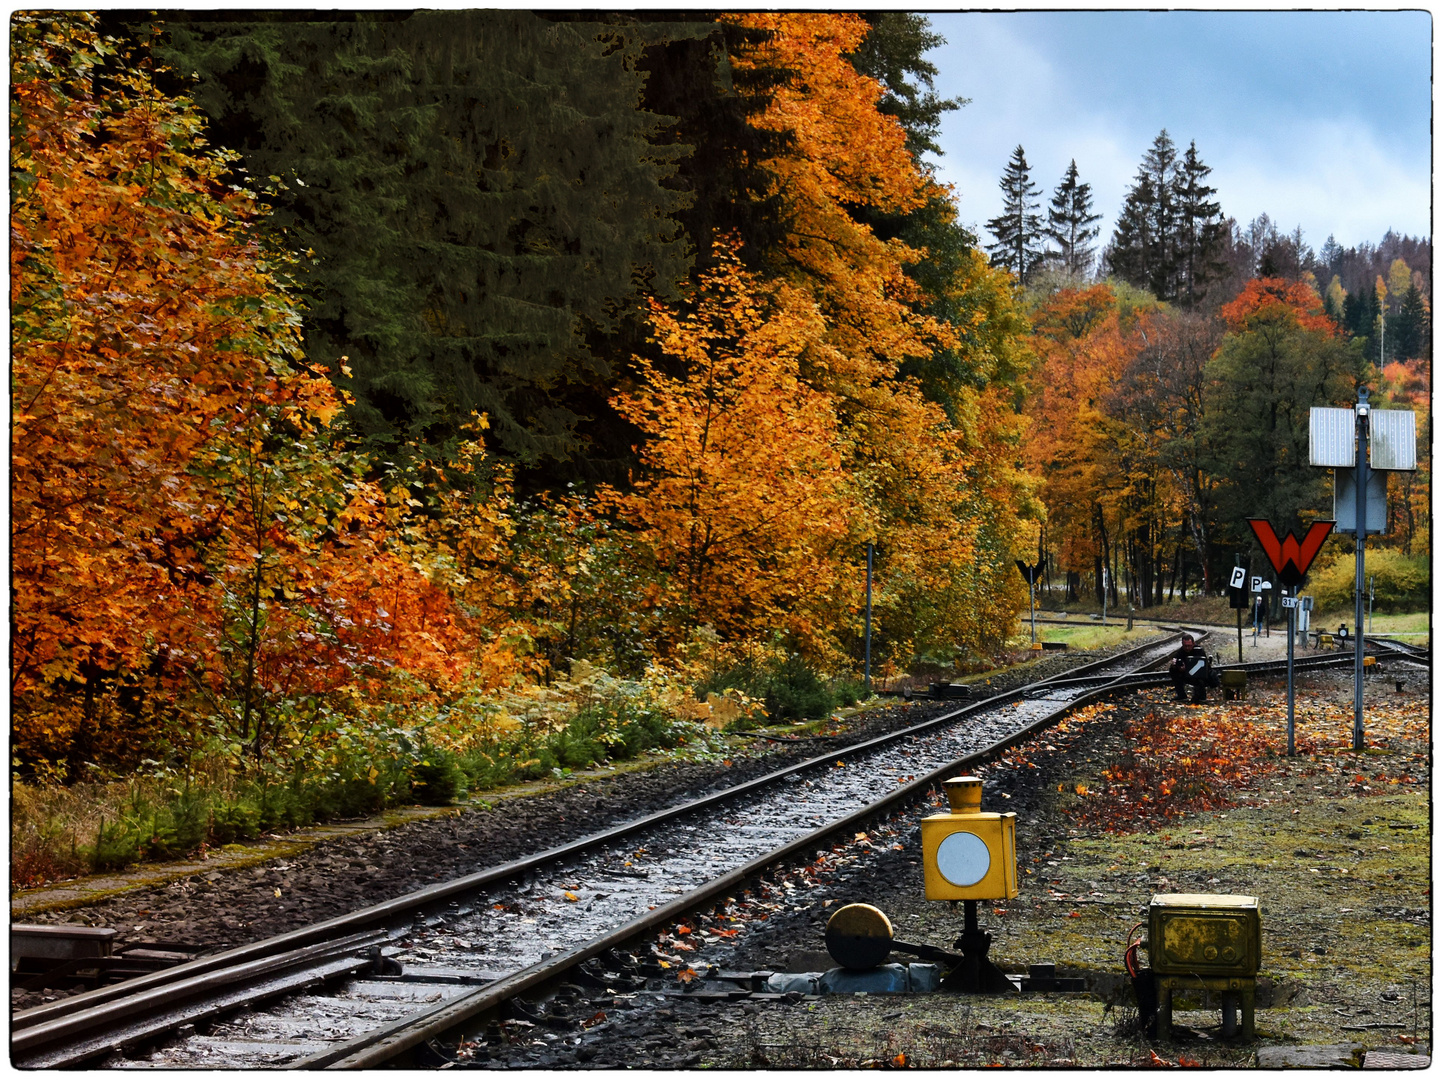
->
xmin=921 ymin=777 xmax=1018 ymax=901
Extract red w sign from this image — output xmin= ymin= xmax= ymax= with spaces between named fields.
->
xmin=1247 ymin=520 xmax=1334 ymax=588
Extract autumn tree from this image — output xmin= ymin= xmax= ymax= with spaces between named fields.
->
xmin=1026 ymin=286 xmax=1140 ymax=605
xmin=1109 ymin=309 xmax=1226 ymax=596
xmin=11 ymin=12 xmax=305 ymax=711
xmin=725 ymin=13 xmax=1036 ymax=662
xmin=11 ymin=14 xmax=524 ymax=775
xmin=604 ymin=244 xmax=860 ymax=654
xmin=1204 ymin=279 xmax=1366 ymax=535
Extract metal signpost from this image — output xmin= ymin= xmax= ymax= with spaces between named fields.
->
xmin=1248 ymin=519 xmax=1335 ymax=756
xmin=1015 ymin=559 xmax=1045 ymax=644
xmin=1227 ymin=564 xmax=1248 ymax=663
xmin=1310 ymin=391 xmax=1417 ymax=751
xmin=864 ymin=543 xmax=874 ymax=694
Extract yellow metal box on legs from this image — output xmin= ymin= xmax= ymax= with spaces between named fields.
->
xmin=920 ymin=778 xmax=1018 ymax=901
xmin=1147 ymin=893 xmax=1262 ymax=1040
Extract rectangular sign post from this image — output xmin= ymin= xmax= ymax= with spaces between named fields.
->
xmin=1312 ymin=392 xmax=1416 ymax=753
xmin=1352 ymin=402 xmax=1367 ymax=750
xmin=1015 ymin=560 xmax=1045 ymax=645
xmin=1282 ymin=590 xmax=1297 ymax=754
xmin=864 ymin=543 xmax=873 ymax=695
xmin=1228 ymin=564 xmax=1247 ymax=663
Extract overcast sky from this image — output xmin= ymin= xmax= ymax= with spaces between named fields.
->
xmin=924 ymin=10 xmax=1432 ymax=256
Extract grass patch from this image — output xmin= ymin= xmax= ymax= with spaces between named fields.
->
xmin=1019 ymin=622 xmax=1163 ymax=652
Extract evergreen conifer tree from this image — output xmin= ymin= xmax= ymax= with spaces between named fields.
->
xmin=1045 ymin=159 xmax=1101 ymax=278
xmin=985 ymin=145 xmax=1044 ymax=283
xmin=1394 ymin=282 xmax=1430 ymax=360
xmin=152 ymin=11 xmax=699 ymax=468
xmin=1104 ymin=130 xmax=1225 ymax=306
xmin=1103 ymin=173 xmax=1156 ymax=288
xmin=1174 ymin=140 xmax=1226 ymax=303
xmin=847 ymin=12 xmax=964 ymax=161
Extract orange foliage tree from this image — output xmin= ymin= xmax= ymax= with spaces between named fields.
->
xmin=10 ymin=15 xmax=513 ymax=772
xmin=1025 ymin=287 xmax=1139 ymax=602
xmin=721 ymin=13 xmax=1035 ymax=660
xmin=1219 ymin=277 xmax=1339 ymax=337
xmin=11 ymin=14 xmax=306 ymax=703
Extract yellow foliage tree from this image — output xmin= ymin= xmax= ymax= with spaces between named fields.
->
xmin=606 ymin=243 xmax=861 ymax=657
xmin=724 ymin=13 xmax=1034 ymax=658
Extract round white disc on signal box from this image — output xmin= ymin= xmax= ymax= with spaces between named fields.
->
xmin=936 ymin=831 xmax=990 ymax=887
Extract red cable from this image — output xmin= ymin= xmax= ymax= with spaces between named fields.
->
xmin=1123 ymin=921 xmax=1146 ymax=978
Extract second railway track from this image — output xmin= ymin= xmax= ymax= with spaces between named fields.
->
xmin=12 ymin=630 xmax=1368 ymax=1069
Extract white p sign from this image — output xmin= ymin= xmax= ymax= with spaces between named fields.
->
xmin=1229 ymin=567 xmax=1247 ymax=589
xmin=1251 ymin=576 xmax=1263 ymax=593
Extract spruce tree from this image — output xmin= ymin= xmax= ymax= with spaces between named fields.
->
xmin=985 ymin=145 xmax=1044 ymax=283
xmin=1394 ymin=282 xmax=1430 ymax=360
xmin=1104 ymin=130 xmax=1226 ymax=306
xmin=1102 ymin=173 xmax=1156 ymax=288
xmin=847 ymin=12 xmax=964 ymax=161
xmin=1045 ymin=159 xmax=1101 ymax=278
xmin=151 ymin=11 xmax=698 ymax=468
xmin=1174 ymin=140 xmax=1226 ymax=304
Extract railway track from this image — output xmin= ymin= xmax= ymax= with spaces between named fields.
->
xmin=12 ymin=631 xmax=1359 ymax=1069
xmin=1364 ymin=634 xmax=1431 ymax=666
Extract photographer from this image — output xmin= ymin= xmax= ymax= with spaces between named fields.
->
xmin=1168 ymin=634 xmax=1216 ymax=704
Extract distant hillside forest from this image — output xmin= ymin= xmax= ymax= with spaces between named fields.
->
xmin=979 ymin=131 xmax=1428 ymax=606
xmin=13 ymin=11 xmax=1429 ymax=783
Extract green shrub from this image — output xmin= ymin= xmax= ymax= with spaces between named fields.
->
xmin=698 ymin=651 xmax=841 ymax=723
xmin=764 ymin=655 xmax=833 ymax=721
xmin=831 ymin=678 xmax=863 ymax=709
xmin=1308 ymin=548 xmax=1429 ymax=613
xmin=409 ymin=748 xmax=464 ymax=805
xmin=90 ymin=817 xmax=141 ymax=872
xmin=253 ymin=781 xmax=309 ymax=832
xmin=160 ymin=788 xmax=209 ymax=855
xmin=211 ymin=799 xmax=261 ymax=844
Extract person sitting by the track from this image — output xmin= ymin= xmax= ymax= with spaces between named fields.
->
xmin=1168 ymin=634 xmax=1216 ymax=704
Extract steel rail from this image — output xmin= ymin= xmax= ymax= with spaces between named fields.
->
xmin=11 ymin=931 xmax=389 ymax=1067
xmin=317 ymin=650 xmax=1379 ymax=1068
xmin=13 ymin=632 xmax=1178 ymax=1032
xmin=11 ymin=634 xmax=1185 ymax=1068
xmin=303 ymin=659 xmax=1178 ymax=1068
xmin=1363 ymin=635 xmax=1431 ymax=664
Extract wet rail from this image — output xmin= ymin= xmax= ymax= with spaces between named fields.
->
xmin=1363 ymin=634 xmax=1431 ymax=666
xmin=13 ymin=632 xmax=1356 ymax=1069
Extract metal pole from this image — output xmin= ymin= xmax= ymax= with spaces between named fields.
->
xmin=1368 ymin=575 xmax=1375 ymax=634
xmin=864 ymin=543 xmax=873 ymax=696
xmin=1236 ymin=558 xmax=1244 ymax=663
xmin=1029 ymin=577 xmax=1037 ymax=644
xmin=1353 ymin=390 xmax=1369 ymax=751
xmin=1286 ymin=593 xmax=1296 ymax=756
